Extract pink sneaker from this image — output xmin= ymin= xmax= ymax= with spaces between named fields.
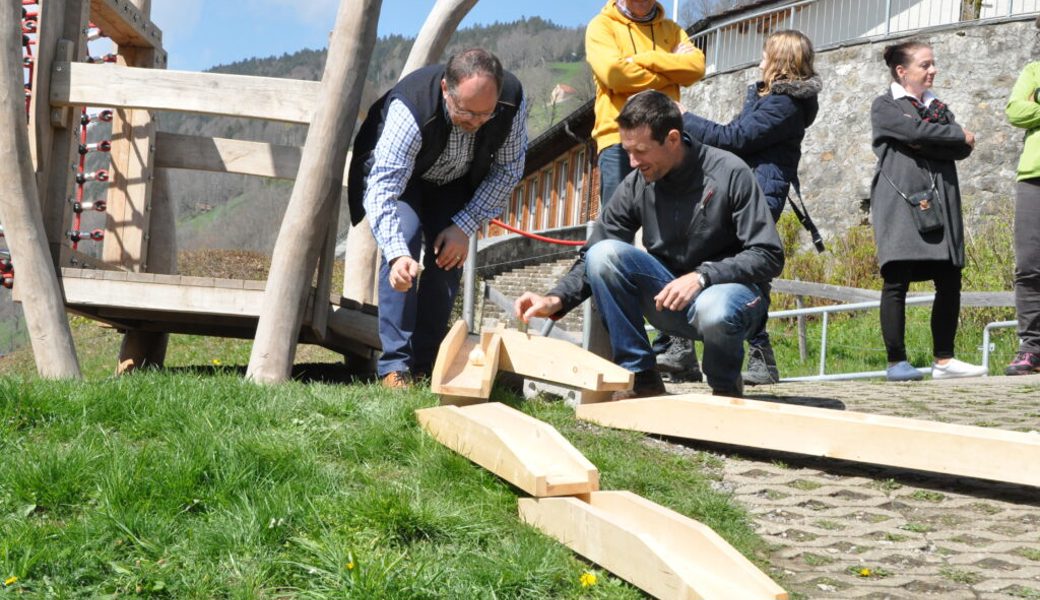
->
xmin=1005 ymin=352 xmax=1040 ymax=376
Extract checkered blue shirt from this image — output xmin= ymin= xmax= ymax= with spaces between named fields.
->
xmin=363 ymin=96 xmax=528 ymax=261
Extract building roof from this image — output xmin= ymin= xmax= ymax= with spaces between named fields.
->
xmin=523 ymin=98 xmax=595 ymax=177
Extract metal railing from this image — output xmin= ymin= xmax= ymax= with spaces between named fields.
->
xmin=771 ymin=296 xmax=1017 ymax=381
xmin=691 ymin=0 xmax=1040 ymax=75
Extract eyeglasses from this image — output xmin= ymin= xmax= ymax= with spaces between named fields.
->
xmin=445 ymin=92 xmax=498 ymax=121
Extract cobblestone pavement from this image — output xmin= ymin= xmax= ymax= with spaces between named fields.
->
xmin=663 ymin=374 xmax=1040 ymax=600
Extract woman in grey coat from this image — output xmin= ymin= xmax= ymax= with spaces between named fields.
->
xmin=870 ymin=40 xmax=986 ymax=381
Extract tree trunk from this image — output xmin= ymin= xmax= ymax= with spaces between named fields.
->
xmin=247 ymin=0 xmax=382 ymax=383
xmin=0 ymin=2 xmax=81 ymax=378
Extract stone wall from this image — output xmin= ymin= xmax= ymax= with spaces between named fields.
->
xmin=681 ymin=17 xmax=1036 ymax=241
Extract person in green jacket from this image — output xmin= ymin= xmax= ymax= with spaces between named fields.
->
xmin=1004 ymin=17 xmax=1040 ymax=375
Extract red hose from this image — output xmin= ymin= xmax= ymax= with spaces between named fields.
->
xmin=489 ymin=219 xmax=585 ymax=247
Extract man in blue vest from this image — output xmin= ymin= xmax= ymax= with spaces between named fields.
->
xmin=348 ymin=48 xmax=527 ymax=389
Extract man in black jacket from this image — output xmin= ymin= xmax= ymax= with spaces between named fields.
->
xmin=514 ymin=91 xmax=782 ymax=398
xmin=348 ymin=48 xmax=527 ymax=389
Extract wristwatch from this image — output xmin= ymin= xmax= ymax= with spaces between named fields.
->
xmin=696 ymin=271 xmax=709 ymax=288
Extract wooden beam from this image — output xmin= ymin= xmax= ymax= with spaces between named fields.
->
xmin=576 ymin=394 xmax=1040 ymax=487
xmin=60 ymin=268 xmax=270 ymax=317
xmin=415 ymin=403 xmax=599 ymax=497
xmin=89 ymin=0 xmax=164 ymax=50
xmin=154 ymin=132 xmax=304 ymax=179
xmin=325 ymin=303 xmax=382 ymax=351
xmin=50 ymin=62 xmax=320 ymax=124
xmin=430 ymin=320 xmax=502 ymax=401
xmin=102 ymin=46 xmax=161 ymax=272
xmin=0 ymin=2 xmax=81 ymax=379
xmin=491 ymin=327 xmax=633 ymax=392
xmin=247 ymin=0 xmax=382 ymax=382
xmin=519 ymin=491 xmax=788 ymax=600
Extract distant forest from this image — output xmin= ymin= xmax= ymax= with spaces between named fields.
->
xmin=156 ymin=17 xmax=590 ymax=253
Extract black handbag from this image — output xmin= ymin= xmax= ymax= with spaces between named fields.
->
xmin=879 ymin=169 xmax=944 ymax=234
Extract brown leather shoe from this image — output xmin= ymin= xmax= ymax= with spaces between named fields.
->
xmin=611 ymin=369 xmax=667 ymax=401
xmin=380 ymin=371 xmax=411 ymax=390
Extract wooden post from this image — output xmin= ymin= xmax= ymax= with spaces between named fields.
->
xmin=107 ymin=0 xmax=172 ymax=373
xmin=342 ymin=0 xmax=478 ymax=306
xmin=0 ymin=2 xmax=81 ymax=378
xmin=117 ymin=168 xmax=176 ymax=372
xmin=32 ymin=1 xmax=89 ymax=261
xmin=247 ymin=0 xmax=382 ymax=383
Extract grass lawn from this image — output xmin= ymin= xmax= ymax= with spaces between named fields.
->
xmin=0 ymin=326 xmax=768 ymax=598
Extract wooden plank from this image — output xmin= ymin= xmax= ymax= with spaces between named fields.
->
xmin=491 ymin=327 xmax=633 ymax=392
xmin=576 ymin=394 xmax=1040 ymax=487
xmin=430 ymin=320 xmax=501 ymax=401
xmin=519 ymin=491 xmax=787 ymax=600
xmin=325 ymin=303 xmax=381 ymax=350
xmin=89 ymin=0 xmax=163 ymax=49
xmin=154 ymin=132 xmax=304 ymax=178
xmin=102 ymin=46 xmax=160 ymax=271
xmin=51 ymin=62 xmax=320 ymax=124
xmin=61 ymin=269 xmax=266 ymax=316
xmin=415 ymin=402 xmax=599 ymax=497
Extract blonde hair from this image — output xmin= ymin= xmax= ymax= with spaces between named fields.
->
xmin=760 ymin=30 xmax=816 ymax=96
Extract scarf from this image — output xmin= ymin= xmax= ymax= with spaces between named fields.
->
xmin=617 ymin=0 xmax=658 ymax=23
xmin=906 ymin=95 xmax=952 ymax=125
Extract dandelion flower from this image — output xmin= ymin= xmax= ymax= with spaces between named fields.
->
xmin=346 ymin=562 xmax=355 ymax=570
xmin=3 ymin=576 xmax=17 ymax=586
xmin=858 ymin=567 xmax=872 ymax=577
xmin=579 ymin=571 xmax=597 ymax=588
xmin=212 ymin=359 xmax=222 ymax=366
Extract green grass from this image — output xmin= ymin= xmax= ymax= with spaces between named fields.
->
xmin=0 ymin=365 xmax=767 ymax=598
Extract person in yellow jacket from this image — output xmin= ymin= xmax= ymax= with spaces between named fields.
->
xmin=586 ymin=0 xmax=706 ymax=382
xmin=586 ymin=0 xmax=705 ymax=206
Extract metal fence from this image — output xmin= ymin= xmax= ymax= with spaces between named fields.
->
xmin=691 ymin=0 xmax=1040 ymax=75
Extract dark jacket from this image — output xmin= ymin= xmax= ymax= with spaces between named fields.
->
xmin=682 ymin=76 xmax=821 ymax=218
xmin=346 ymin=64 xmax=524 ymax=225
xmin=869 ymin=89 xmax=973 ymax=268
xmin=547 ymin=135 xmax=784 ymax=315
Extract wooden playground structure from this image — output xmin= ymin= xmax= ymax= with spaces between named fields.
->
xmin=1 ymin=0 xmax=484 ymax=380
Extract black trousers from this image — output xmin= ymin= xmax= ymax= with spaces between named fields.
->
xmin=879 ymin=260 xmax=962 ymax=363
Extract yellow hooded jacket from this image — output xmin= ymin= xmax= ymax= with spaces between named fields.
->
xmin=586 ymin=0 xmax=705 ymax=153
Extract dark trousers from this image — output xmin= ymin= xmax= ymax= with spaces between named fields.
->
xmin=1015 ymin=179 xmax=1040 ymax=354
xmin=879 ymin=260 xmax=962 ymax=363
xmin=376 ymin=179 xmax=468 ymax=377
xmin=597 ymin=144 xmax=633 ymax=209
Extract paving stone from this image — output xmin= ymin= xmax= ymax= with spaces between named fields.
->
xmin=657 ymin=374 xmax=1040 ymax=599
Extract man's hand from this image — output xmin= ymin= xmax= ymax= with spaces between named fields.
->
xmin=433 ymin=224 xmax=469 ymax=270
xmin=673 ymin=41 xmax=697 ymax=55
xmin=389 ymin=256 xmax=420 ymax=292
xmin=654 ymin=272 xmax=702 ymax=312
xmin=514 ymin=292 xmax=563 ymax=324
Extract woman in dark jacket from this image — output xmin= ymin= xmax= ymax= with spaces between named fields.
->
xmin=870 ymin=40 xmax=985 ymax=381
xmin=679 ymin=29 xmax=821 ymax=385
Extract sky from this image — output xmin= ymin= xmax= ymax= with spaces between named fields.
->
xmin=149 ymin=1 xmax=682 ymax=73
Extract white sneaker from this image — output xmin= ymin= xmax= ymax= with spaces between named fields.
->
xmin=931 ymin=358 xmax=987 ymax=380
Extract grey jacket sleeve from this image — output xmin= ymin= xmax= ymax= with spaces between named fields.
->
xmin=871 ymin=95 xmax=973 ymax=161
xmin=545 ymin=175 xmax=643 ymax=316
xmin=695 ymin=166 xmax=785 ymax=286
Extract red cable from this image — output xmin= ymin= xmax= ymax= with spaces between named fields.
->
xmin=489 ymin=219 xmax=586 ymax=247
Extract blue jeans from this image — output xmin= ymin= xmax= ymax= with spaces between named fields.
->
xmin=376 ymin=179 xmax=468 ymax=377
xmin=586 ymin=239 xmax=767 ymax=392
xmin=597 ymin=144 xmax=633 ymax=208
